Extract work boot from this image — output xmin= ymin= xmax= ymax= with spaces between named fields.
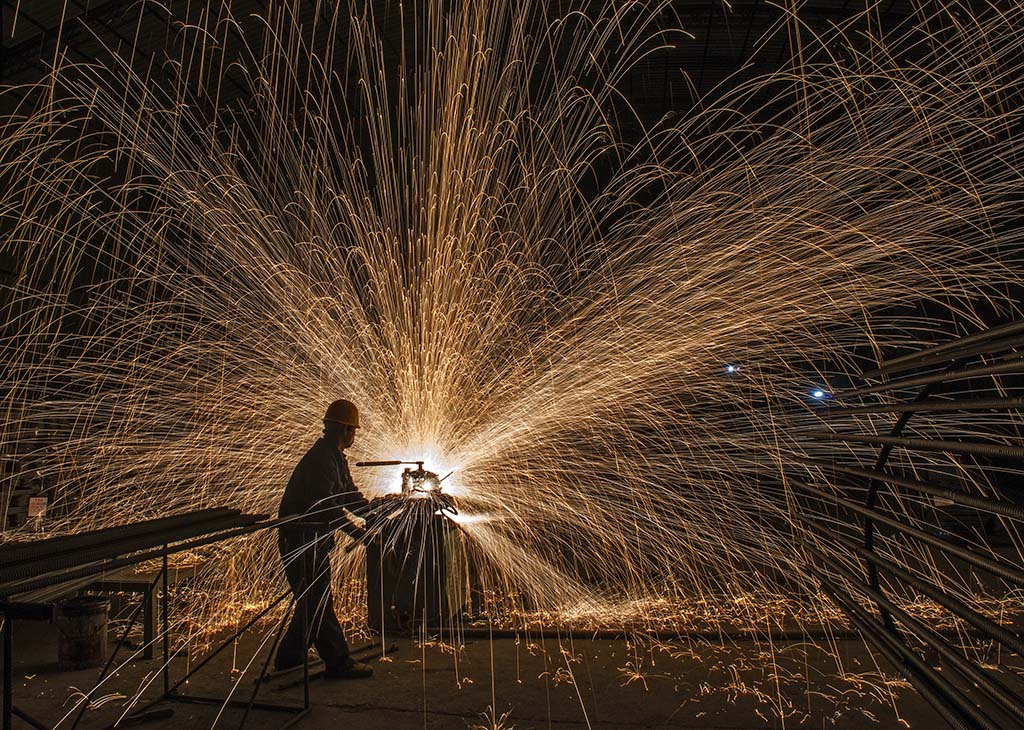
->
xmin=324 ymin=659 xmax=374 ymax=679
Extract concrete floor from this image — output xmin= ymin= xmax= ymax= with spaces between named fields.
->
xmin=5 ymin=617 xmax=948 ymax=730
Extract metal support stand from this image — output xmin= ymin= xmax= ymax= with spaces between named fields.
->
xmin=161 ymin=551 xmax=169 ymax=697
xmin=118 ymin=584 xmax=309 ymax=730
xmin=0 ymin=508 xmax=276 ymax=730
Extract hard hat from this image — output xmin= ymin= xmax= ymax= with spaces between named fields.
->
xmin=324 ymin=399 xmax=360 ymax=428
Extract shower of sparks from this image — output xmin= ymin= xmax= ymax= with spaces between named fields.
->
xmin=1 ymin=0 xmax=1023 ymax=679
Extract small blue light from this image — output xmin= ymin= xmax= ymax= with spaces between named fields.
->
xmin=725 ymin=364 xmax=738 ymax=374
xmin=812 ymin=390 xmax=826 ymax=399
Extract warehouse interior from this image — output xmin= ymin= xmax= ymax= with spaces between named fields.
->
xmin=1 ymin=1 xmax=1023 ymax=728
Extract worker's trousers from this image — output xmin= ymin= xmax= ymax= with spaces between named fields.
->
xmin=276 ymin=531 xmax=351 ymax=671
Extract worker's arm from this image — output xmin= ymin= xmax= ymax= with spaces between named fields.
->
xmin=331 ymin=459 xmax=372 ymax=540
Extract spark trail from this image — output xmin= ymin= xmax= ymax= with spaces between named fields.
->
xmin=0 ymin=0 xmax=1022 ymax=638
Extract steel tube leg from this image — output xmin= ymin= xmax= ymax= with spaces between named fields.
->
xmin=4 ymin=617 xmax=12 ymax=730
xmin=162 ymin=549 xmax=170 ymax=695
xmin=144 ymin=583 xmax=156 ymax=660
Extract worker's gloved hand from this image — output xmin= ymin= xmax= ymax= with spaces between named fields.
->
xmin=336 ymin=520 xmax=368 ymax=544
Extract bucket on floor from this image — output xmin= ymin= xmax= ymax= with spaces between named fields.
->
xmin=56 ymin=596 xmax=109 ymax=670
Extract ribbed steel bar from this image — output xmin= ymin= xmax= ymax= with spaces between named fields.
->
xmin=864 ymin=320 xmax=1024 ymax=379
xmin=794 ymin=457 xmax=1024 ymax=521
xmin=788 ymin=477 xmax=1024 ymax=587
xmin=0 ymin=513 xmax=263 ymax=586
xmin=810 ymin=431 xmax=1024 ymax=460
xmin=827 ymin=396 xmax=1024 ymax=416
xmin=838 ymin=355 xmax=1024 ymax=398
xmin=0 ymin=508 xmax=238 ymax=565
xmin=825 ymin=531 xmax=1024 ymax=656
xmin=808 ymin=537 xmax=1024 ymax=726
xmin=816 ymin=575 xmax=979 ymax=730
xmin=870 ymin=335 xmax=1024 ymax=377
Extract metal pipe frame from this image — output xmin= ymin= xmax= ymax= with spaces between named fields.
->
xmin=117 ymin=589 xmax=309 ymax=730
xmin=804 ymin=319 xmax=1024 ymax=729
xmin=816 ymin=574 xmax=994 ymax=730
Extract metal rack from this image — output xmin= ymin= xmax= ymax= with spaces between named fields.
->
xmin=0 ymin=508 xmax=311 ymax=730
xmin=792 ymin=320 xmax=1024 ymax=729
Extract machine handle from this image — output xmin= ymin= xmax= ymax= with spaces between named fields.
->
xmin=354 ymin=460 xmax=404 ymax=467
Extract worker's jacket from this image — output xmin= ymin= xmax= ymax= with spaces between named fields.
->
xmin=278 ymin=438 xmax=371 ymax=551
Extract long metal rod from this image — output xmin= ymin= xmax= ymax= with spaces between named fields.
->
xmin=827 ymin=396 xmax=1024 ymax=416
xmin=809 ymin=539 xmax=1024 ymax=725
xmin=795 ymin=457 xmax=1024 ymax=521
xmin=840 ymin=355 xmax=1024 ymax=397
xmin=824 ymin=577 xmax=1007 ymax=730
xmin=871 ymin=334 xmax=1024 ymax=376
xmin=863 ymin=320 xmax=1024 ymax=378
xmin=788 ymin=477 xmax=1024 ymax=586
xmin=810 ymin=431 xmax=1024 ymax=459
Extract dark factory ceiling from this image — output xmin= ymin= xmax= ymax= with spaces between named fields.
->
xmin=1 ymin=0 xmax=946 ymax=122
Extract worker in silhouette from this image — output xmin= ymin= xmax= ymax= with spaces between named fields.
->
xmin=275 ymin=398 xmax=374 ymax=678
